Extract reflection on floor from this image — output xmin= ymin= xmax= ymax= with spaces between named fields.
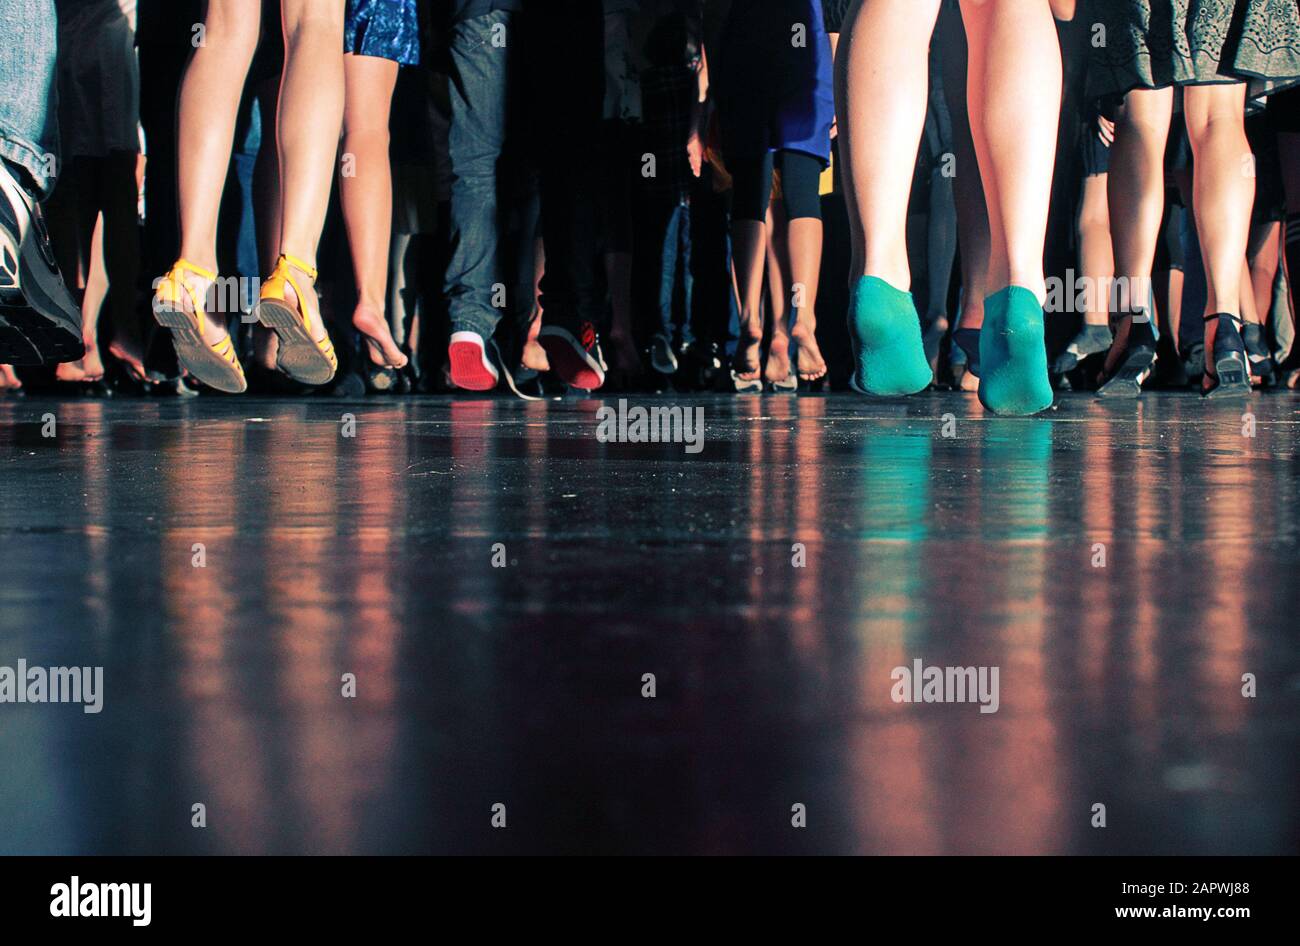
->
xmin=0 ymin=392 xmax=1296 ymax=854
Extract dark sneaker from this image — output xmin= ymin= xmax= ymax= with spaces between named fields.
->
xmin=1242 ymin=322 xmax=1274 ymax=384
xmin=489 ymin=338 xmax=544 ymax=401
xmin=0 ymin=161 xmax=83 ymax=365
xmin=1052 ymin=323 xmax=1113 ymax=377
xmin=448 ymin=330 xmax=500 ymax=391
xmin=538 ymin=319 xmax=605 ymax=390
xmin=649 ymin=332 xmax=677 ymax=375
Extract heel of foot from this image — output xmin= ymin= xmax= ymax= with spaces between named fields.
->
xmin=978 ymin=287 xmax=1052 ymax=415
xmin=849 ymin=276 xmax=931 ymax=396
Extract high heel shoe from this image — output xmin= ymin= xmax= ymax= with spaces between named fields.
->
xmin=1096 ymin=312 xmax=1156 ymax=398
xmin=152 ymin=259 xmax=247 ymax=393
xmin=252 ymin=254 xmax=337 ymax=386
xmin=1202 ymin=312 xmax=1250 ymax=399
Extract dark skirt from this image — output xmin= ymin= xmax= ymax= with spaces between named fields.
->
xmin=345 ymin=0 xmax=422 ymax=66
xmin=715 ymin=0 xmax=835 ymax=166
xmin=1088 ymin=0 xmax=1300 ymax=99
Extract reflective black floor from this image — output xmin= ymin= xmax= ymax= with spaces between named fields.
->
xmin=0 ymin=392 xmax=1297 ymax=854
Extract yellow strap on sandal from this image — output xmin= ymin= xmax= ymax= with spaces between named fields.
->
xmin=158 ymin=258 xmax=218 ymax=335
xmin=267 ymin=253 xmax=320 ymax=334
xmin=264 ymin=254 xmax=334 ymax=369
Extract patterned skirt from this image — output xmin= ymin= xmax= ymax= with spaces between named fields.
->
xmin=345 ymin=0 xmax=421 ymax=66
xmin=1088 ymin=0 xmax=1300 ymax=99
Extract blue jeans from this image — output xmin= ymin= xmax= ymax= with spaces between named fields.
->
xmin=0 ymin=0 xmax=59 ymax=198
xmin=657 ymin=201 xmax=694 ymax=346
xmin=446 ymin=10 xmax=514 ymax=340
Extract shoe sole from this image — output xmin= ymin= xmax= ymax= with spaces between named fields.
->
xmin=1205 ymin=353 xmax=1250 ymax=399
xmin=448 ymin=337 xmax=499 ymax=391
xmin=538 ymin=327 xmax=604 ymax=390
xmin=1096 ymin=345 xmax=1155 ymax=398
xmin=0 ymin=176 xmax=84 ymax=365
xmin=253 ymin=298 xmax=336 ymax=386
xmin=0 ymin=308 xmax=57 ymax=365
xmin=154 ymin=303 xmax=248 ymax=393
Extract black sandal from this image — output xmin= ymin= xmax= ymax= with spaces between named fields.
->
xmin=1201 ymin=312 xmax=1250 ymax=399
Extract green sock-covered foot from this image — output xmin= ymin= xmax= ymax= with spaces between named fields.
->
xmin=848 ymin=275 xmax=933 ymax=396
xmin=977 ymin=286 xmax=1053 ymax=416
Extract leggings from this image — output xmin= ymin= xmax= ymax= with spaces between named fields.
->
xmin=730 ymin=148 xmax=824 ymax=223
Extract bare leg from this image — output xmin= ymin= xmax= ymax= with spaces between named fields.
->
xmin=274 ymin=0 xmax=345 ymax=347
xmin=838 ymin=0 xmax=942 ymax=288
xmin=1247 ymin=220 xmax=1280 ymax=326
xmin=1078 ymin=174 xmax=1114 ymax=327
xmin=765 ymin=204 xmax=790 ymax=384
xmin=520 ymin=235 xmax=550 ymax=372
xmin=731 ymin=217 xmax=766 ymax=379
xmin=959 ymin=0 xmax=1059 ymax=413
xmin=340 ymin=53 xmax=407 ymax=367
xmin=101 ymin=151 xmax=145 ymax=379
xmin=1106 ymin=87 xmax=1172 ymax=376
xmin=959 ymin=0 xmax=1060 ymax=301
xmin=1183 ymin=82 xmax=1252 ymax=380
xmin=175 ymin=0 xmax=260 ymax=343
xmin=787 ymin=216 xmax=828 ymax=380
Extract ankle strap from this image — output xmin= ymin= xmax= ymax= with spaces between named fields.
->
xmin=173 ymin=258 xmax=217 ymax=281
xmin=1204 ymin=312 xmax=1242 ymax=325
xmin=277 ymin=253 xmax=318 ymax=281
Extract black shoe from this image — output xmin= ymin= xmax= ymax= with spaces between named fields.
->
xmin=1052 ymin=323 xmax=1113 ymax=378
xmin=538 ymin=316 xmax=605 ymax=391
xmin=1097 ymin=317 xmax=1156 ymax=398
xmin=0 ymin=161 xmax=83 ymax=365
xmin=1241 ymin=322 xmax=1273 ymax=384
xmin=1202 ymin=313 xmax=1250 ymax=399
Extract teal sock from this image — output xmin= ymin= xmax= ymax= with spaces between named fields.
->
xmin=977 ymin=286 xmax=1053 ymax=416
xmin=848 ymin=276 xmax=933 ymax=396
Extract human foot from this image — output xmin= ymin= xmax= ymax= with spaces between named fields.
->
xmin=353 ymin=302 xmax=407 ymax=369
xmin=255 ymin=254 xmax=335 ymax=386
xmin=732 ymin=314 xmax=763 ymax=382
xmin=764 ymin=330 xmax=792 ymax=386
xmin=1201 ymin=313 xmax=1250 ymax=399
xmin=0 ymin=363 xmax=20 ymax=392
xmin=108 ymin=336 xmax=150 ymax=382
xmin=153 ymin=259 xmax=246 ymax=393
xmin=790 ymin=317 xmax=827 ymax=381
xmin=977 ymin=286 xmax=1053 ymax=416
xmin=848 ymin=276 xmax=932 ymax=395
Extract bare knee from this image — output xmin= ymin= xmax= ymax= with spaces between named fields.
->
xmin=201 ymin=1 xmax=261 ymax=60
xmin=282 ymin=2 xmax=345 ymax=47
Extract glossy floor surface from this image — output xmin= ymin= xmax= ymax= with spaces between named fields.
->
xmin=0 ymin=392 xmax=1297 ymax=855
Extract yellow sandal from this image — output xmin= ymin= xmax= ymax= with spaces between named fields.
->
xmin=153 ymin=259 xmax=247 ymax=394
xmin=252 ymin=253 xmax=337 ymax=386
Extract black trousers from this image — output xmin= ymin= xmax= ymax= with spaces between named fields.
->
xmin=525 ymin=0 xmax=606 ymax=326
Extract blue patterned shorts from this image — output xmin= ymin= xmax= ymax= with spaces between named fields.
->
xmin=345 ymin=0 xmax=421 ymax=67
